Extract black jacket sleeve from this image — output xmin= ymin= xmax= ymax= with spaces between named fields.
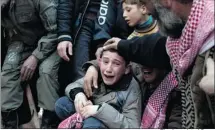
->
xmin=117 ymin=33 xmax=171 ymax=69
xmin=57 ymin=0 xmax=75 ymax=43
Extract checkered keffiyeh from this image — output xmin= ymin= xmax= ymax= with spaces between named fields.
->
xmin=141 ymin=72 xmax=178 ymax=128
xmin=166 ymin=0 xmax=215 ymax=76
xmin=58 ymin=113 xmax=83 ymax=129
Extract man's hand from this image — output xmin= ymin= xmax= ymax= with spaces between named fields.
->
xmin=20 ymin=55 xmax=38 ymax=81
xmin=80 ymin=104 xmax=99 ymax=119
xmin=57 ymin=41 xmax=73 ymax=61
xmin=95 ymin=47 xmax=103 ymax=60
xmin=199 ymin=58 xmax=214 ymax=95
xmin=74 ymin=93 xmax=88 ymax=113
xmin=103 ymin=37 xmax=121 ymax=50
xmin=84 ymin=66 xmax=99 ymax=98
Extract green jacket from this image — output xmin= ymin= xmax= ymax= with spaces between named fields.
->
xmin=1 ymin=0 xmax=58 ymax=61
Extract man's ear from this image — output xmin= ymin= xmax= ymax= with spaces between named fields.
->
xmin=125 ymin=64 xmax=131 ymax=74
xmin=98 ymin=58 xmax=102 ymax=67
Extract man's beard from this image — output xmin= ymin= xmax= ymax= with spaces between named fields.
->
xmin=151 ymin=0 xmax=186 ymax=38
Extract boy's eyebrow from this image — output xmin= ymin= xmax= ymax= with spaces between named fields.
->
xmin=113 ymin=59 xmax=123 ymax=64
xmin=102 ymin=56 xmax=123 ymax=64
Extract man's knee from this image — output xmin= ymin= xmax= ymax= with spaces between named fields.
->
xmin=82 ymin=117 xmax=106 ymax=128
xmin=39 ymin=51 xmax=61 ymax=76
xmin=55 ymin=96 xmax=75 ymax=120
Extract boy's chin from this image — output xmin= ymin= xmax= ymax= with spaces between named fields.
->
xmin=103 ymin=80 xmax=115 ymax=86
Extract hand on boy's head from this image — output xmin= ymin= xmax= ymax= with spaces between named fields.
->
xmin=84 ymin=66 xmax=99 ymax=97
xmin=95 ymin=47 xmax=103 ymax=60
xmin=103 ymin=37 xmax=121 ymax=50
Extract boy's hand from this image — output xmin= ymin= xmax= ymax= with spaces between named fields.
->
xmin=74 ymin=93 xmax=88 ymax=113
xmin=80 ymin=104 xmax=99 ymax=119
xmin=199 ymin=58 xmax=214 ymax=95
xmin=84 ymin=66 xmax=98 ymax=98
xmin=103 ymin=37 xmax=121 ymax=50
xmin=57 ymin=41 xmax=73 ymax=61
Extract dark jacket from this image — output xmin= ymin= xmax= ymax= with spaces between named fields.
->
xmin=93 ymin=0 xmax=133 ymax=49
xmin=57 ymin=0 xmax=101 ymax=45
xmin=1 ymin=0 xmax=58 ymax=61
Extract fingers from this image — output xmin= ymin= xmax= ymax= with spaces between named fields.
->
xmin=20 ymin=66 xmax=26 ymax=81
xmin=57 ymin=42 xmax=72 ymax=61
xmin=103 ymin=44 xmax=116 ymax=50
xmin=85 ymin=80 xmax=92 ymax=98
xmin=206 ymin=58 xmax=214 ymax=75
xmin=68 ymin=43 xmax=73 ymax=56
xmin=104 ymin=38 xmax=115 ymax=46
xmin=95 ymin=47 xmax=103 ymax=60
xmin=93 ymin=73 xmax=98 ymax=89
xmin=61 ymin=46 xmax=70 ymax=61
xmin=80 ymin=107 xmax=90 ymax=119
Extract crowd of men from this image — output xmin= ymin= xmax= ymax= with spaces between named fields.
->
xmin=1 ymin=0 xmax=214 ymax=129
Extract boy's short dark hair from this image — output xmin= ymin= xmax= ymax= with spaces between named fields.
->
xmin=100 ymin=49 xmax=130 ymax=65
xmin=122 ymin=0 xmax=146 ymax=6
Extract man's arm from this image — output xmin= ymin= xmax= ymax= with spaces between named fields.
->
xmin=57 ymin=0 xmax=75 ymax=43
xmin=117 ymin=33 xmax=169 ymax=68
xmin=32 ymin=0 xmax=58 ymax=61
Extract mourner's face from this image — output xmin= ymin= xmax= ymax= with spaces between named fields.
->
xmin=143 ymin=0 xmax=186 ymax=38
xmin=142 ymin=66 xmax=166 ymax=84
xmin=100 ymin=51 xmax=129 ymax=85
xmin=122 ymin=3 xmax=148 ymax=27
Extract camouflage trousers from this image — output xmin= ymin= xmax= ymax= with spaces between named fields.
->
xmin=1 ymin=41 xmax=61 ymax=112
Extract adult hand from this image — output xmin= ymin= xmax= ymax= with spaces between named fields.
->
xmin=84 ymin=66 xmax=98 ymax=98
xmin=57 ymin=41 xmax=73 ymax=61
xmin=199 ymin=58 xmax=214 ymax=95
xmin=95 ymin=47 xmax=103 ymax=60
xmin=80 ymin=104 xmax=99 ymax=119
xmin=103 ymin=37 xmax=121 ymax=50
xmin=20 ymin=55 xmax=38 ymax=81
xmin=74 ymin=92 xmax=88 ymax=113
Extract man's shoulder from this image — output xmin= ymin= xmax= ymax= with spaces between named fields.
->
xmin=128 ymin=77 xmax=141 ymax=92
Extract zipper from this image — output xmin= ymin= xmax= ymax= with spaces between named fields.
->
xmin=73 ymin=0 xmax=90 ymax=46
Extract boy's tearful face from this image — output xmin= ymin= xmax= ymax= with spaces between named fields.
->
xmin=100 ymin=51 xmax=129 ymax=85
